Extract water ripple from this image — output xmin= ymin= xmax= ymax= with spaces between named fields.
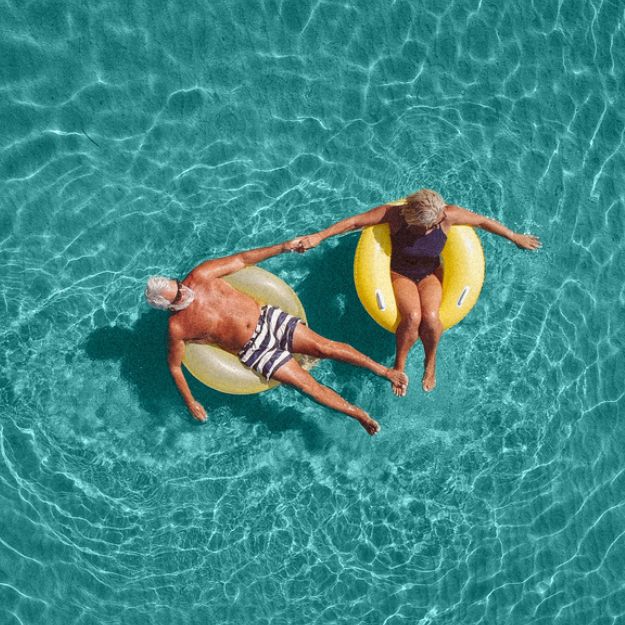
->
xmin=1 ymin=0 xmax=625 ymax=623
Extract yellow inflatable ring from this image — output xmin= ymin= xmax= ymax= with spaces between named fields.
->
xmin=354 ymin=223 xmax=485 ymax=332
xmin=182 ymin=266 xmax=310 ymax=395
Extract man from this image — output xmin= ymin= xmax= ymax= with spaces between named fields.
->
xmin=144 ymin=240 xmax=408 ymax=435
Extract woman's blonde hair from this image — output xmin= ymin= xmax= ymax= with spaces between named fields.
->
xmin=400 ymin=189 xmax=446 ymax=227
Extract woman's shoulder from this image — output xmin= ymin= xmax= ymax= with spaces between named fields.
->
xmin=444 ymin=204 xmax=483 ymax=227
xmin=385 ymin=204 xmax=404 ymax=232
xmin=444 ymin=204 xmax=462 ymax=217
xmin=443 ymin=204 xmax=467 ymax=226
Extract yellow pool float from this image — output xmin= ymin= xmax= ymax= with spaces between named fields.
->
xmin=182 ymin=266 xmax=312 ymax=395
xmin=354 ymin=222 xmax=485 ymax=332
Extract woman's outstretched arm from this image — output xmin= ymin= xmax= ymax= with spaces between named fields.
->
xmin=445 ymin=204 xmax=541 ymax=250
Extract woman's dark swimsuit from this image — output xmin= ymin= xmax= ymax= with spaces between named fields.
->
xmin=390 ymin=222 xmax=448 ymax=283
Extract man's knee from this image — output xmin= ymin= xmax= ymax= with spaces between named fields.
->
xmin=293 ymin=374 xmax=325 ymax=400
xmin=276 ymin=367 xmax=316 ymax=395
xmin=313 ymin=338 xmax=341 ymax=359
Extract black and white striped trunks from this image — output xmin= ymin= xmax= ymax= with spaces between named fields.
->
xmin=238 ymin=305 xmax=303 ymax=380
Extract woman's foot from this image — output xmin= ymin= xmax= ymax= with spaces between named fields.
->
xmin=422 ymin=360 xmax=436 ymax=392
xmin=387 ymin=368 xmax=409 ymax=397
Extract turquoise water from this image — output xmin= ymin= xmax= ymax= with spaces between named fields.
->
xmin=2 ymin=0 xmax=624 ymax=623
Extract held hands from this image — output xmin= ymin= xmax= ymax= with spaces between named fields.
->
xmin=285 ymin=233 xmax=323 ymax=253
xmin=187 ymin=400 xmax=207 ymax=422
xmin=513 ymin=233 xmax=542 ymax=250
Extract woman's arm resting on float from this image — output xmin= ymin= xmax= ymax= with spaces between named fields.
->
xmin=193 ymin=240 xmax=298 ymax=279
xmin=445 ymin=205 xmax=541 ymax=250
xmin=291 ymin=203 xmax=393 ymax=251
xmin=168 ymin=336 xmax=208 ymax=422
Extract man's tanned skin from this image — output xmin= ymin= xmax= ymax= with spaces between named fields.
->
xmin=159 ymin=241 xmax=408 ymax=435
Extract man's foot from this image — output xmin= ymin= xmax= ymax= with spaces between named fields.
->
xmin=357 ymin=412 xmax=381 ymax=436
xmin=422 ymin=361 xmax=436 ymax=392
xmin=387 ymin=368 xmax=409 ymax=397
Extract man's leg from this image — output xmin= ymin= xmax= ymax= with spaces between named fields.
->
xmin=290 ymin=324 xmax=408 ymax=394
xmin=271 ymin=359 xmax=380 ymax=435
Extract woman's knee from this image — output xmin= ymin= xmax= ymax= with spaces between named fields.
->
xmin=402 ymin=310 xmax=422 ymax=331
xmin=420 ymin=310 xmax=442 ymax=334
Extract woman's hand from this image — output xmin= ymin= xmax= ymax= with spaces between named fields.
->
xmin=512 ymin=233 xmax=541 ymax=250
xmin=282 ymin=239 xmax=308 ymax=253
xmin=288 ymin=233 xmax=323 ymax=253
xmin=187 ymin=400 xmax=208 ymax=422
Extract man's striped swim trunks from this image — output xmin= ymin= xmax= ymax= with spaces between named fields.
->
xmin=238 ymin=305 xmax=303 ymax=380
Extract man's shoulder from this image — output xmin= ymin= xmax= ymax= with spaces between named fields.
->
xmin=187 ymin=261 xmax=223 ymax=281
xmin=167 ymin=314 xmax=187 ymax=340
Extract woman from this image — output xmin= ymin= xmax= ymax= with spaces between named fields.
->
xmin=291 ymin=189 xmax=541 ymax=395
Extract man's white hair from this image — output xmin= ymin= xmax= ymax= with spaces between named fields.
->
xmin=144 ymin=276 xmax=173 ymax=310
xmin=145 ymin=276 xmax=196 ymax=311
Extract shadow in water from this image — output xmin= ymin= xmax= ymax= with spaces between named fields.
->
xmin=83 ymin=310 xmax=175 ymax=418
xmin=83 ymin=310 xmax=326 ymax=450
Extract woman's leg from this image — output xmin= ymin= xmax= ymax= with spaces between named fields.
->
xmin=391 ymin=271 xmax=423 ymax=396
xmin=416 ymin=271 xmax=444 ymax=391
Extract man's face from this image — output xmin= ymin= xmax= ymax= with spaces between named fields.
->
xmin=168 ymin=281 xmax=195 ymax=311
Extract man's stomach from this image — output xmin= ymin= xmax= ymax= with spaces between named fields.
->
xmin=187 ymin=303 xmax=262 ymax=352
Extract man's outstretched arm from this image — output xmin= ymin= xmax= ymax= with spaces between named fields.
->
xmin=168 ymin=335 xmax=207 ymax=422
xmin=192 ymin=240 xmax=297 ymax=280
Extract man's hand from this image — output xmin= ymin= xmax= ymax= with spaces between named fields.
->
xmin=282 ymin=239 xmax=303 ymax=253
xmin=512 ymin=233 xmax=541 ymax=250
xmin=187 ymin=400 xmax=208 ymax=422
xmin=288 ymin=233 xmax=323 ymax=253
